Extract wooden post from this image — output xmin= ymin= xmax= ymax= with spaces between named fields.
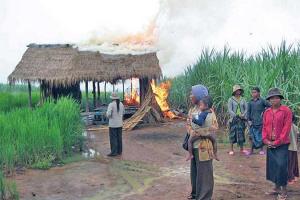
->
xmin=131 ymin=78 xmax=133 ymax=99
xmin=97 ymin=82 xmax=100 ymax=105
xmin=104 ymin=82 xmax=107 ymax=103
xmin=39 ymin=81 xmax=43 ymax=104
xmin=92 ymin=81 xmax=96 ymax=109
xmin=139 ymin=77 xmax=149 ymax=105
xmin=122 ymin=80 xmax=125 ymax=101
xmin=28 ymin=80 xmax=32 ymax=108
xmin=85 ymin=81 xmax=89 ymax=113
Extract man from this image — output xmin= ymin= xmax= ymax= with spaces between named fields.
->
xmin=247 ymin=87 xmax=270 ymax=155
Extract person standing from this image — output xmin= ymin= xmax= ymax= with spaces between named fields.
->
xmin=288 ymin=114 xmax=299 ymax=184
xmin=247 ymin=87 xmax=270 ymax=155
xmin=186 ymin=85 xmax=218 ymax=200
xmin=263 ymin=88 xmax=292 ymax=200
xmin=228 ymin=85 xmax=248 ymax=155
xmin=106 ymin=92 xmax=124 ymax=157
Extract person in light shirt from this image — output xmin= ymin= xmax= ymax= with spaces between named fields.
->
xmin=106 ymin=92 xmax=124 ymax=157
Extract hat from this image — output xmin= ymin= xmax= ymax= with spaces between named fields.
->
xmin=110 ymin=92 xmax=120 ymax=100
xmin=232 ymin=85 xmax=244 ymax=96
xmin=266 ymin=88 xmax=284 ymax=100
xmin=191 ymin=84 xmax=209 ymax=102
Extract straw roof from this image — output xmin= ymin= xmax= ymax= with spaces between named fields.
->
xmin=8 ymin=44 xmax=161 ymax=86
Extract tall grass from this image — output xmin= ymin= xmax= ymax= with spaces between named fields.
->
xmin=0 ymin=92 xmax=39 ymax=112
xmin=0 ymin=171 xmax=19 ymax=200
xmin=0 ymin=98 xmax=83 ymax=172
xmin=0 ymin=84 xmax=39 ymax=112
xmin=169 ymin=42 xmax=300 ymax=124
xmin=0 ymin=83 xmax=38 ymax=93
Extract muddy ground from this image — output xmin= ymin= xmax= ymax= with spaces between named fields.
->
xmin=14 ymin=121 xmax=300 ymax=200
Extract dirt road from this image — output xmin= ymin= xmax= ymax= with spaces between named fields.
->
xmin=15 ymin=121 xmax=300 ymax=200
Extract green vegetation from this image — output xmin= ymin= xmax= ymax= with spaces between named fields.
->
xmin=0 ymin=171 xmax=19 ymax=200
xmin=0 ymin=92 xmax=39 ymax=112
xmin=0 ymin=83 xmax=38 ymax=93
xmin=169 ymin=42 xmax=300 ymax=124
xmin=0 ymin=98 xmax=84 ymax=173
xmin=0 ymin=84 xmax=39 ymax=112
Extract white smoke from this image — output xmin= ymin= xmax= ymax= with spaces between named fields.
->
xmin=1 ymin=0 xmax=300 ymax=82
xmin=155 ymin=0 xmax=300 ymax=77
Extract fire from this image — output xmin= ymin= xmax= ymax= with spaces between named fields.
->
xmin=150 ymin=80 xmax=177 ymax=119
xmin=82 ymin=21 xmax=157 ymax=54
xmin=124 ymin=88 xmax=140 ymax=106
xmin=124 ymin=78 xmax=140 ymax=106
xmin=116 ymin=21 xmax=156 ymax=46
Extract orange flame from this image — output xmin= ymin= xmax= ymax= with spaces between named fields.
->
xmin=124 ymin=89 xmax=140 ymax=106
xmin=87 ymin=21 xmax=156 ymax=48
xmin=116 ymin=21 xmax=156 ymax=46
xmin=124 ymin=78 xmax=140 ymax=106
xmin=150 ymin=80 xmax=177 ymax=119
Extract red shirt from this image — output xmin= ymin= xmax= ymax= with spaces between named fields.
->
xmin=262 ymin=105 xmax=292 ymax=146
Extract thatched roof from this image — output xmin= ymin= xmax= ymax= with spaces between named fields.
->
xmin=8 ymin=44 xmax=161 ymax=86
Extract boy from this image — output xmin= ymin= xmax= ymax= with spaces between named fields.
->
xmin=247 ymin=87 xmax=270 ymax=155
xmin=186 ymin=96 xmax=219 ymax=161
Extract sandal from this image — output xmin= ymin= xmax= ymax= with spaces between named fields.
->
xmin=265 ymin=189 xmax=279 ymax=195
xmin=228 ymin=151 xmax=234 ymax=155
xmin=241 ymin=150 xmax=251 ymax=156
xmin=187 ymin=194 xmax=195 ymax=199
xmin=288 ymin=180 xmax=295 ymax=185
xmin=277 ymin=194 xmax=287 ymax=200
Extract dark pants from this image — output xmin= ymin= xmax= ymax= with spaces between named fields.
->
xmin=288 ymin=151 xmax=299 ymax=181
xmin=229 ymin=117 xmax=246 ymax=147
xmin=250 ymin=126 xmax=263 ymax=149
xmin=191 ymin=149 xmax=214 ymax=200
xmin=266 ymin=144 xmax=289 ymax=187
xmin=109 ymin=127 xmax=123 ymax=155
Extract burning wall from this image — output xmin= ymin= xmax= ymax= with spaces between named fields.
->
xmin=150 ymin=80 xmax=176 ymax=119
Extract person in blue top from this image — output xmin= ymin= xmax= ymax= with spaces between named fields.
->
xmin=247 ymin=87 xmax=270 ymax=155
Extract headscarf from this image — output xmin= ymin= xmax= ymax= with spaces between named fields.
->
xmin=191 ymin=84 xmax=209 ymax=102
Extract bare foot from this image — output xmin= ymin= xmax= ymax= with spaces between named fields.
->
xmin=186 ymin=154 xmax=194 ymax=161
xmin=214 ymin=155 xmax=220 ymax=161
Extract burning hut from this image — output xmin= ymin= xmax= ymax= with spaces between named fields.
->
xmin=8 ymin=43 xmax=169 ymax=129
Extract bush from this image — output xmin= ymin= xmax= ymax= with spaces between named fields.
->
xmin=0 ymin=98 xmax=83 ymax=172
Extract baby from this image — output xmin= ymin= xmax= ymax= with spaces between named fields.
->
xmin=186 ymin=96 xmax=219 ymax=161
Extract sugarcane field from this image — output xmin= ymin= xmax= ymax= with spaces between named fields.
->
xmin=1 ymin=1 xmax=300 ymax=200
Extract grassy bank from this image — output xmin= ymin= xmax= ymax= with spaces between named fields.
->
xmin=0 ymin=98 xmax=83 ymax=172
xmin=169 ymin=42 xmax=300 ymax=124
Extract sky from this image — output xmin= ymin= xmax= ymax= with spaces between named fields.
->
xmin=1 ymin=0 xmax=300 ymax=85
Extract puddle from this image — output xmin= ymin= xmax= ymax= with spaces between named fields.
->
xmin=82 ymin=148 xmax=101 ymax=158
xmin=82 ymin=131 xmax=88 ymax=137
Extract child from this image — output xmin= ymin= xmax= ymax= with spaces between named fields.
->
xmin=247 ymin=87 xmax=270 ymax=155
xmin=186 ymin=96 xmax=219 ymax=161
xmin=288 ymin=114 xmax=299 ymax=184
